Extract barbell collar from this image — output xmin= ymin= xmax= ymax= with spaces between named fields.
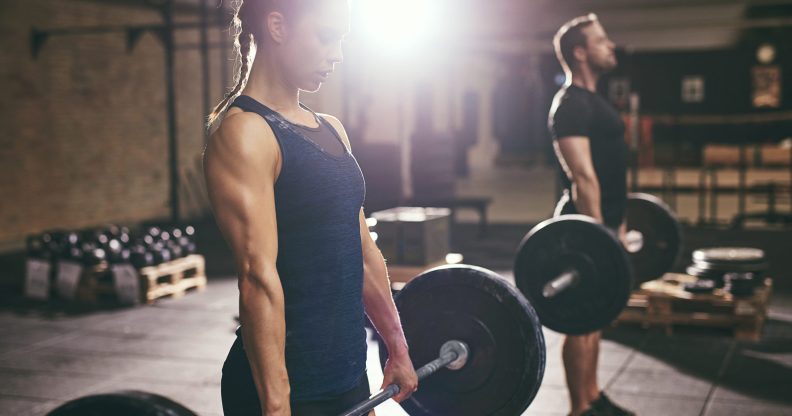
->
xmin=440 ymin=340 xmax=469 ymax=371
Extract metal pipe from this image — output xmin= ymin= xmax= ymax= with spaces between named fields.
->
xmin=199 ymin=0 xmax=211 ymax=143
xmin=542 ymin=269 xmax=580 ymax=298
xmin=339 ymin=341 xmax=469 ymax=416
xmin=698 ymin=168 xmax=707 ymax=225
xmin=738 ymin=145 xmax=747 ymax=218
xmin=710 ymin=169 xmax=718 ymax=224
xmin=162 ymin=0 xmax=180 ymax=222
xmin=217 ymin=2 xmax=230 ymax=102
xmin=629 ymin=93 xmax=640 ymax=193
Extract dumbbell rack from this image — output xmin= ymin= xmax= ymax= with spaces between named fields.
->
xmin=77 ymin=254 xmax=207 ymax=305
xmin=615 ymin=273 xmax=772 ymax=341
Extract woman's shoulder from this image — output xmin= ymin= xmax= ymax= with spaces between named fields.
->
xmin=207 ymin=110 xmax=280 ymax=161
xmin=316 ymin=113 xmax=351 ymax=149
xmin=217 ymin=108 xmax=274 ymax=138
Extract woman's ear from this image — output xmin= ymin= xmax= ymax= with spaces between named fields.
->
xmin=267 ymin=11 xmax=287 ymax=44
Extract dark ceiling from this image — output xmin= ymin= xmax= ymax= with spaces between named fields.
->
xmin=72 ymin=0 xmax=792 ymax=52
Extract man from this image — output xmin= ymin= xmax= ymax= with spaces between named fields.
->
xmin=548 ymin=14 xmax=635 ymax=416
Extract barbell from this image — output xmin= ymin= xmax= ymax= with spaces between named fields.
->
xmin=516 ymin=193 xmax=682 ymax=334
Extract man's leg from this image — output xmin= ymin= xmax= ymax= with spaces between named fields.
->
xmin=563 ymin=331 xmax=601 ymax=415
xmin=585 ymin=331 xmax=601 ymax=403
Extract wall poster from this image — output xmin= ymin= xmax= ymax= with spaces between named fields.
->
xmin=752 ymin=65 xmax=781 ymax=108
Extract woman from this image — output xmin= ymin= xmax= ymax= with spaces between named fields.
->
xmin=203 ymin=1 xmax=417 ymax=415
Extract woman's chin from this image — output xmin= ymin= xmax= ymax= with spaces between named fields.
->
xmin=301 ymin=81 xmax=323 ymax=94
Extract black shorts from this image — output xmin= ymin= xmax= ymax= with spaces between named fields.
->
xmin=221 ymin=335 xmax=371 ymax=416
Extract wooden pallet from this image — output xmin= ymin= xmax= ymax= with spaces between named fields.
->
xmin=138 ymin=254 xmax=206 ymax=303
xmin=77 ymin=255 xmax=207 ymax=305
xmin=615 ymin=273 xmax=772 ymax=341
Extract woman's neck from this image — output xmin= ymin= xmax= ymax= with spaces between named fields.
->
xmin=242 ymin=59 xmax=302 ymax=115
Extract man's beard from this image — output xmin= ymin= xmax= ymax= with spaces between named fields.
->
xmin=590 ymin=56 xmax=617 ymax=74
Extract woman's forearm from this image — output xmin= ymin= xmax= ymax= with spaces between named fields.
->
xmin=239 ymin=273 xmax=291 ymax=416
xmin=362 ymin=251 xmax=410 ymax=359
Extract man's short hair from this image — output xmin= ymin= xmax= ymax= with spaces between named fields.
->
xmin=553 ymin=13 xmax=598 ymax=72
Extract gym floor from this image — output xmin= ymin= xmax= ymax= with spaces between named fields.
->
xmin=2 ymin=214 xmax=791 ymax=416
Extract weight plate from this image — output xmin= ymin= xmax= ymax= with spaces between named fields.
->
xmin=625 ymin=193 xmax=682 ymax=283
xmin=692 ymin=259 xmax=768 ymax=273
xmin=514 ymin=215 xmax=633 ymax=335
xmin=380 ymin=265 xmax=545 ymax=416
xmin=685 ymin=264 xmax=725 ymax=279
xmin=47 ymin=390 xmax=197 ymax=416
xmin=692 ymin=247 xmax=765 ymax=265
xmin=685 ymin=264 xmax=728 ymax=288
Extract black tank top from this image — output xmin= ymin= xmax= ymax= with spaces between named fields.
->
xmin=229 ymin=95 xmax=367 ymax=401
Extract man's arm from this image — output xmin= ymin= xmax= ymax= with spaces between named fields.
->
xmin=554 ymin=137 xmax=603 ymax=223
xmin=321 ymin=114 xmax=418 ymax=402
xmin=204 ymin=113 xmax=290 ymax=416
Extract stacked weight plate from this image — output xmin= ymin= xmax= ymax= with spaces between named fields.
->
xmin=686 ymin=247 xmax=767 ymax=294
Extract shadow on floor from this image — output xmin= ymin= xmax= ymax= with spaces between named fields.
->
xmin=0 ymin=292 xmax=133 ymax=318
xmin=604 ymin=318 xmax=792 ymax=404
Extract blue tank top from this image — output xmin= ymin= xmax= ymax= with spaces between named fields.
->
xmin=230 ymin=95 xmax=367 ymax=401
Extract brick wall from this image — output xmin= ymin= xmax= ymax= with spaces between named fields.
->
xmin=0 ymin=0 xmax=232 ymax=252
xmin=0 ymin=0 xmax=493 ymax=256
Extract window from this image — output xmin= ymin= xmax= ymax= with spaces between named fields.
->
xmin=681 ymin=76 xmax=705 ymax=103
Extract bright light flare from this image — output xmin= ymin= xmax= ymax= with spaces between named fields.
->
xmin=354 ymin=0 xmax=443 ymax=54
